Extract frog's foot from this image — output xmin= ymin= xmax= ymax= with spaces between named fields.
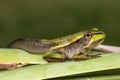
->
xmin=87 ymin=53 xmax=101 ymax=58
xmin=72 ymin=53 xmax=101 ymax=61
xmin=43 ymin=51 xmax=67 ymax=62
xmin=72 ymin=54 xmax=91 ymax=61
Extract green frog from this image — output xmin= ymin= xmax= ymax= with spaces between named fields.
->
xmin=8 ymin=28 xmax=105 ymax=62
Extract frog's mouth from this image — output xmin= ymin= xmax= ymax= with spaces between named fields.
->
xmin=89 ymin=38 xmax=105 ymax=48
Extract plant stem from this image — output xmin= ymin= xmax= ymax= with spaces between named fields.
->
xmin=94 ymin=45 xmax=120 ymax=52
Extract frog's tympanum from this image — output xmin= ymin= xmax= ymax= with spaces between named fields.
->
xmin=8 ymin=28 xmax=105 ymax=62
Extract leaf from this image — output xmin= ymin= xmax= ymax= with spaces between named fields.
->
xmin=0 ymin=50 xmax=120 ymax=80
xmin=0 ymin=49 xmax=47 ymax=64
xmin=52 ymin=74 xmax=120 ymax=80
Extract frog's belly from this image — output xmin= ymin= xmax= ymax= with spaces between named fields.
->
xmin=65 ymin=51 xmax=76 ymax=59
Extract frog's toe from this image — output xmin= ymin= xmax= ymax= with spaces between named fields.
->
xmin=87 ymin=54 xmax=101 ymax=58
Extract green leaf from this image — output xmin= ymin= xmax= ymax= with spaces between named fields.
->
xmin=0 ymin=50 xmax=120 ymax=80
xmin=52 ymin=74 xmax=120 ymax=80
xmin=0 ymin=49 xmax=47 ymax=64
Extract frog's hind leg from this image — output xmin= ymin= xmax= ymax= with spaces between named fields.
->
xmin=43 ymin=51 xmax=67 ymax=62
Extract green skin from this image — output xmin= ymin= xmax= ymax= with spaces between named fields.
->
xmin=8 ymin=28 xmax=105 ymax=62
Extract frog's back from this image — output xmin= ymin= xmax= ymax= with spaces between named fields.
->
xmin=8 ymin=32 xmax=85 ymax=53
xmin=49 ymin=31 xmax=84 ymax=50
xmin=8 ymin=39 xmax=52 ymax=53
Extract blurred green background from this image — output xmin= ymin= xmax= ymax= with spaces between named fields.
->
xmin=0 ymin=0 xmax=120 ymax=47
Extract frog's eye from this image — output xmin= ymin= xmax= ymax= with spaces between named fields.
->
xmin=84 ymin=32 xmax=92 ymax=38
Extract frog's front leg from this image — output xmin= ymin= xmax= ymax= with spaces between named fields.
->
xmin=43 ymin=51 xmax=67 ymax=62
xmin=72 ymin=52 xmax=100 ymax=61
xmin=72 ymin=52 xmax=90 ymax=61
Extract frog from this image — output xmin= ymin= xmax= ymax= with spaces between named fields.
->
xmin=8 ymin=28 xmax=105 ymax=62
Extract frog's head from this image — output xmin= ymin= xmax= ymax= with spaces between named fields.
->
xmin=82 ymin=28 xmax=105 ymax=49
xmin=49 ymin=28 xmax=105 ymax=50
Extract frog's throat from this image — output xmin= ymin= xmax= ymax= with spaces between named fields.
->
xmin=84 ymin=38 xmax=104 ymax=49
